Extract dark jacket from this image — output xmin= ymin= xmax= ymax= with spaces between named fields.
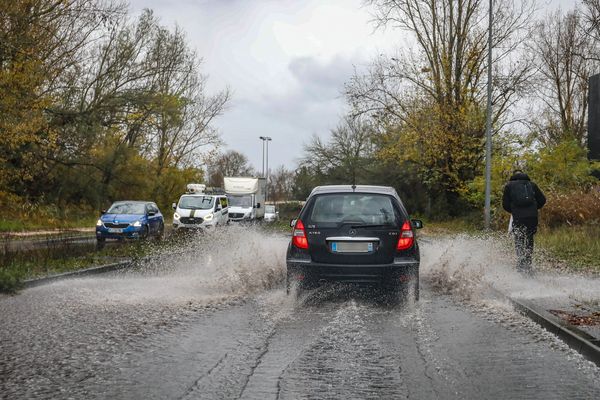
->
xmin=502 ymin=172 xmax=546 ymax=221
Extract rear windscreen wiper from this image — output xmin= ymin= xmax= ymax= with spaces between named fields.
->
xmin=350 ymin=223 xmax=395 ymax=229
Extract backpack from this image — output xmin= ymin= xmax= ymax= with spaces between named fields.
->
xmin=510 ymin=181 xmax=536 ymax=208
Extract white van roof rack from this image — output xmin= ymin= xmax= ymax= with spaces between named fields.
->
xmin=186 ymin=183 xmax=206 ymax=194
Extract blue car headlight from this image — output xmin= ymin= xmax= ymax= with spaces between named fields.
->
xmin=96 ymin=219 xmax=103 ymax=227
xmin=133 ymin=221 xmax=142 ymax=227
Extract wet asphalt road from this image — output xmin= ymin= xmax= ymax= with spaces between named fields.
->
xmin=1 ymin=230 xmax=600 ymax=399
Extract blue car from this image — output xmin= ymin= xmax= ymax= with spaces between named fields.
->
xmin=96 ymin=201 xmax=164 ymax=246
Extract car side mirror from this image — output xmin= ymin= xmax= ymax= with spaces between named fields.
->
xmin=101 ymin=209 xmax=106 ymax=215
xmin=148 ymin=211 xmax=156 ymax=216
xmin=216 ymin=204 xmax=222 ymax=211
xmin=172 ymin=202 xmax=177 ymax=210
xmin=290 ymin=218 xmax=297 ymax=228
xmin=411 ymin=219 xmax=423 ymax=229
xmin=256 ymin=203 xmax=261 ymax=208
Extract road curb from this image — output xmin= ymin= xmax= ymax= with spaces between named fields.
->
xmin=22 ymin=260 xmax=133 ymax=289
xmin=501 ymin=293 xmax=600 ymax=368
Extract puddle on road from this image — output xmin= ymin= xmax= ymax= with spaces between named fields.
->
xmin=419 ymin=233 xmax=600 ymax=372
xmin=3 ymin=230 xmax=600 ymax=399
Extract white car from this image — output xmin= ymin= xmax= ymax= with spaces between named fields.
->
xmin=264 ymin=204 xmax=279 ymax=222
xmin=172 ymin=194 xmax=228 ymax=230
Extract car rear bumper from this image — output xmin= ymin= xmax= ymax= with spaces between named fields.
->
xmin=286 ymin=258 xmax=419 ymax=285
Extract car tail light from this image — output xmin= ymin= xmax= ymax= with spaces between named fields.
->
xmin=396 ymin=220 xmax=414 ymax=250
xmin=292 ymin=219 xmax=309 ymax=249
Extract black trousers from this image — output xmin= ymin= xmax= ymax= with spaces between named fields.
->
xmin=512 ymin=217 xmax=537 ymax=271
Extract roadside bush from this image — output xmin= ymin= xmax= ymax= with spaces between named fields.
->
xmin=525 ymin=140 xmax=599 ymax=192
xmin=540 ymin=188 xmax=600 ymax=228
xmin=0 ymin=268 xmax=24 ymax=293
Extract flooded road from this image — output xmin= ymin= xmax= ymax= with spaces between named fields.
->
xmin=1 ymin=227 xmax=599 ymax=399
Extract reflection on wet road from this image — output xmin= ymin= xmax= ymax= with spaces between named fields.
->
xmin=1 ymin=228 xmax=599 ymax=399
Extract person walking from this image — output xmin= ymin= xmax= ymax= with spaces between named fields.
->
xmin=502 ymin=170 xmax=546 ymax=273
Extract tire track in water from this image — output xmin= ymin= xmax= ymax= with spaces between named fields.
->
xmin=276 ymin=299 xmax=409 ymax=399
xmin=235 ymin=291 xmax=335 ymax=400
xmin=237 ymin=326 xmax=277 ymax=399
xmin=178 ymin=352 xmax=229 ymax=400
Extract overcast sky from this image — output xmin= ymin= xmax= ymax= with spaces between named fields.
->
xmin=129 ymin=0 xmax=576 ymax=172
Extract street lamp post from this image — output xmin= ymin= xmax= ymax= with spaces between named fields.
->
xmin=259 ymin=136 xmax=266 ymax=177
xmin=484 ymin=0 xmax=493 ymax=230
xmin=259 ymin=136 xmax=272 ymax=202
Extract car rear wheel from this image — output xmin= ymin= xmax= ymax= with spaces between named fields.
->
xmin=286 ymin=268 xmax=303 ymax=297
xmin=383 ymin=271 xmax=419 ymax=304
xmin=399 ymin=273 xmax=419 ymax=302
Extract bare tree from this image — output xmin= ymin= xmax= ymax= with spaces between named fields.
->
xmin=45 ymin=9 xmax=228 ymax=199
xmin=268 ymin=166 xmax=294 ymax=202
xmin=532 ymin=8 xmax=598 ymax=147
xmin=583 ymin=0 xmax=600 ymax=51
xmin=207 ymin=150 xmax=254 ymax=187
xmin=352 ymin=0 xmax=535 ymax=125
xmin=302 ymin=116 xmax=375 ymax=185
xmin=143 ymin=19 xmax=229 ymax=176
xmin=345 ymin=0 xmax=536 ymax=199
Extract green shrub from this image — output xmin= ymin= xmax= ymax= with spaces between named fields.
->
xmin=0 ymin=268 xmax=24 ymax=293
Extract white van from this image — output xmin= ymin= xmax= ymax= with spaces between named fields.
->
xmin=224 ymin=177 xmax=266 ymax=221
xmin=172 ymin=194 xmax=228 ymax=230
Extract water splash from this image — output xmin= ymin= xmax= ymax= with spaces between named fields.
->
xmin=43 ymin=225 xmax=288 ymax=306
xmin=420 ymin=233 xmax=600 ymax=304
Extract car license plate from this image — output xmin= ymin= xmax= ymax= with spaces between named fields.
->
xmin=331 ymin=241 xmax=373 ymax=253
xmin=108 ymin=228 xmax=123 ymax=233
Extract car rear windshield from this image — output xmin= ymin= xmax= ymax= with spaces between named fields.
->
xmin=178 ymin=196 xmax=215 ymax=210
xmin=265 ymin=205 xmax=275 ymax=213
xmin=308 ymin=193 xmax=398 ymax=226
xmin=107 ymin=203 xmax=146 ymax=215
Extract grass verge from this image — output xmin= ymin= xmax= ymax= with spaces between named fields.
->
xmin=536 ymin=224 xmax=600 ymax=273
xmin=418 ymin=218 xmax=480 ymax=237
xmin=419 ymin=219 xmax=600 ymax=274
xmin=0 ymin=214 xmax=97 ymax=233
xmin=261 ymin=219 xmax=292 ymax=234
xmin=0 ymin=239 xmax=160 ymax=293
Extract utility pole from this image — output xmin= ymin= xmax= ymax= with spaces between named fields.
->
xmin=484 ymin=0 xmax=493 ymax=230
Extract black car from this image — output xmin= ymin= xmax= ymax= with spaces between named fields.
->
xmin=286 ymin=185 xmax=422 ymax=300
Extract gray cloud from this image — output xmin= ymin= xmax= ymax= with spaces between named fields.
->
xmin=288 ymin=55 xmax=355 ymax=95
